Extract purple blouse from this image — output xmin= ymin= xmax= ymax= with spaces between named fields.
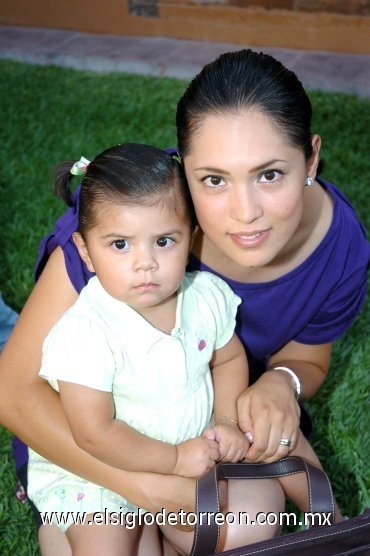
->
xmin=13 ymin=177 xmax=369 ymax=470
xmin=35 ymin=177 xmax=369 ymax=381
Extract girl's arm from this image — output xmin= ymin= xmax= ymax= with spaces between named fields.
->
xmin=205 ymin=333 xmax=250 ymax=462
xmin=58 ymin=380 xmax=219 ymax=476
xmin=211 ymin=333 xmax=249 ymax=423
xmin=237 ymin=339 xmax=332 ymax=463
xmin=0 ymin=247 xmax=196 ymax=523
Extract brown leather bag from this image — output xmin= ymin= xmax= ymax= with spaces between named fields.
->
xmin=190 ymin=457 xmax=370 ymax=555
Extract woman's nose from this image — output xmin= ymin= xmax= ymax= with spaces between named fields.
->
xmin=230 ymin=185 xmax=263 ymax=223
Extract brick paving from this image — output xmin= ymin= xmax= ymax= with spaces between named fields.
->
xmin=0 ymin=25 xmax=369 ymax=97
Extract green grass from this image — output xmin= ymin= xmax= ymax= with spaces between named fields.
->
xmin=0 ymin=59 xmax=369 ymax=555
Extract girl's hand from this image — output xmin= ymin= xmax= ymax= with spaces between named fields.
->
xmin=173 ymin=437 xmax=220 ymax=478
xmin=203 ymin=422 xmax=250 ymax=463
xmin=237 ymin=371 xmax=301 ymax=463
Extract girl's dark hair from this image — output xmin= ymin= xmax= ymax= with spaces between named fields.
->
xmin=176 ymin=49 xmax=323 ymax=173
xmin=54 ymin=143 xmax=197 ymax=239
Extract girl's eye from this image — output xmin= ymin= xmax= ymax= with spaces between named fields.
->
xmin=113 ymin=239 xmax=129 ymax=250
xmin=259 ymin=170 xmax=282 ymax=183
xmin=202 ymin=175 xmax=225 ymax=188
xmin=156 ymin=237 xmax=174 ymax=248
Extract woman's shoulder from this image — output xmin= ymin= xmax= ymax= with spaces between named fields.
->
xmin=317 ymin=177 xmax=370 ymax=263
xmin=319 ymin=177 xmax=368 ymax=234
xmin=35 ymin=186 xmax=94 ymax=293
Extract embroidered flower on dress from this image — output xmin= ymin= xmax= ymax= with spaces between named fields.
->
xmin=198 ymin=339 xmax=206 ymax=351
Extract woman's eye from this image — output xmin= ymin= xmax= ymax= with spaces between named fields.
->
xmin=156 ymin=237 xmax=174 ymax=248
xmin=260 ymin=170 xmax=282 ymax=183
xmin=202 ymin=175 xmax=225 ymax=188
xmin=113 ymin=239 xmax=129 ymax=250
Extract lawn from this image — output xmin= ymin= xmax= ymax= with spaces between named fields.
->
xmin=0 ymin=59 xmax=369 ymax=555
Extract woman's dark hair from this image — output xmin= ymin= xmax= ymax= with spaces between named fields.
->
xmin=176 ymin=49 xmax=323 ymax=172
xmin=54 ymin=143 xmax=197 ymax=239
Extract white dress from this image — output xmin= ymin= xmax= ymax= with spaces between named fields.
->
xmin=28 ymin=271 xmax=241 ymax=531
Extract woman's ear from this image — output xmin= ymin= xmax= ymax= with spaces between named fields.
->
xmin=72 ymin=232 xmax=95 ymax=273
xmin=307 ymin=134 xmax=322 ymax=178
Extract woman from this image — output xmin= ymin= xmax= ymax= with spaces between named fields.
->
xmin=0 ymin=49 xmax=368 ymax=555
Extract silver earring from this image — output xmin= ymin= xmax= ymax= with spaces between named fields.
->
xmin=305 ymin=177 xmax=314 ymax=187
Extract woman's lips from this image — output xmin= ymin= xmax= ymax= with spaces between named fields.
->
xmin=229 ymin=229 xmax=271 ymax=248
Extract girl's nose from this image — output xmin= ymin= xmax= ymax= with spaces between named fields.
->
xmin=133 ymin=249 xmax=158 ymax=272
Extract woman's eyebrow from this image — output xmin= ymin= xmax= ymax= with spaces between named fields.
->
xmin=249 ymin=159 xmax=288 ymax=173
xmin=194 ymin=159 xmax=288 ymax=174
xmin=194 ymin=166 xmax=231 ymax=174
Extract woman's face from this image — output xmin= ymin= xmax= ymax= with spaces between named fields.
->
xmin=184 ymin=110 xmax=318 ymax=269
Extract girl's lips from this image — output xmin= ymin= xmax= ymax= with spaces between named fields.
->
xmin=229 ymin=229 xmax=271 ymax=248
xmin=134 ymin=283 xmax=158 ymax=291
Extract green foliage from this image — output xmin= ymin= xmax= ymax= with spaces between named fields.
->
xmin=0 ymin=60 xmax=369 ymax=554
xmin=0 ymin=427 xmax=39 ymax=555
xmin=0 ymin=61 xmax=185 ymax=310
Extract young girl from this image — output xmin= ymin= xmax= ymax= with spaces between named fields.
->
xmin=27 ymin=143 xmax=248 ymax=555
xmin=27 ymin=143 xmax=342 ymax=556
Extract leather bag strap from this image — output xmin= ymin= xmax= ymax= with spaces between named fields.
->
xmin=190 ymin=456 xmax=335 ymax=556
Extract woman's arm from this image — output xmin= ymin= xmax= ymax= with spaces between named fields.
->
xmin=0 ymin=247 xmax=196 ymax=522
xmin=237 ymin=339 xmax=332 ymax=463
xmin=269 ymin=339 xmax=332 ymax=401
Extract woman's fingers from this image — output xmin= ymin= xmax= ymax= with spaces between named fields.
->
xmin=237 ymin=377 xmax=300 ymax=463
xmin=249 ymin=403 xmax=300 ymax=462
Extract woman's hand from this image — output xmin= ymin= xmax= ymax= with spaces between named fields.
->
xmin=237 ymin=340 xmax=332 ymax=463
xmin=237 ymin=371 xmax=301 ymax=463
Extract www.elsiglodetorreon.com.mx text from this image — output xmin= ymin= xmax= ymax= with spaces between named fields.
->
xmin=40 ymin=508 xmax=333 ymax=528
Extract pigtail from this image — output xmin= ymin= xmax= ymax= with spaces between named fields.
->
xmin=53 ymin=160 xmax=79 ymax=207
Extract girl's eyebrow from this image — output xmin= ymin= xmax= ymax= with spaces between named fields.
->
xmin=153 ymin=229 xmax=184 ymax=237
xmin=101 ymin=229 xmax=184 ymax=240
xmin=102 ymin=233 xmax=134 ymax=240
xmin=194 ymin=159 xmax=288 ymax=174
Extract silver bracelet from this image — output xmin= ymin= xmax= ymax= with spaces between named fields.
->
xmin=272 ymin=366 xmax=301 ymax=400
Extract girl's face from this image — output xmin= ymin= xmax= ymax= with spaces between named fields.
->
xmin=74 ymin=201 xmax=194 ymax=315
xmin=184 ymin=110 xmax=320 ymax=270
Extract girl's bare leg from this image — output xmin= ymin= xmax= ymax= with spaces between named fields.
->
xmin=65 ymin=514 xmax=142 ymax=556
xmin=38 ymin=518 xmax=162 ymax=556
xmin=138 ymin=523 xmax=163 ymax=556
xmin=160 ymin=478 xmax=285 ymax=555
xmin=38 ymin=524 xmax=72 ymax=556
xmin=162 ymin=539 xmax=180 ymax=556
